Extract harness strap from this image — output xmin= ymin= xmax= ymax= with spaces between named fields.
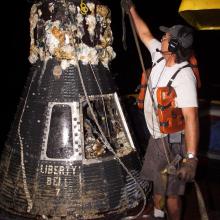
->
xmin=152 ymin=57 xmax=164 ymax=68
xmin=158 ymin=102 xmax=172 ymax=111
xmin=167 ymin=64 xmax=191 ymax=87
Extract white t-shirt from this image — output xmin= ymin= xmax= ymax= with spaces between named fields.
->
xmin=144 ymin=39 xmax=198 ymax=139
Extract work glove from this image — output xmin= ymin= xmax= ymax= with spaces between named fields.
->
xmin=177 ymin=157 xmax=198 ymax=182
xmin=121 ymin=0 xmax=134 ymax=14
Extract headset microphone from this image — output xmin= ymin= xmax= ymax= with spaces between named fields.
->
xmin=156 ymin=48 xmax=171 ymax=54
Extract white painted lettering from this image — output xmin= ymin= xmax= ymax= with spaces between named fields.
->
xmin=59 ymin=166 xmax=65 ymax=175
xmin=47 ymin=177 xmax=52 ymax=185
xmin=53 ymin=177 xmax=61 ymax=186
xmin=48 ymin=165 xmax=53 ymax=175
xmin=54 ymin=166 xmax=59 ymax=175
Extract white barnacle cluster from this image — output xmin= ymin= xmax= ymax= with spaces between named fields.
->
xmin=86 ymin=3 xmax=96 ymax=40
xmin=29 ymin=3 xmax=40 ymax=64
xmin=77 ymin=43 xmax=98 ymax=65
xmin=28 ymin=1 xmax=116 ymax=70
xmin=45 ymin=20 xmax=61 ymax=55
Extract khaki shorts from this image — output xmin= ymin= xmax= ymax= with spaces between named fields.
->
xmin=141 ymin=135 xmax=186 ymax=196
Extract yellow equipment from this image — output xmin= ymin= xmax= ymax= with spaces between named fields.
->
xmin=179 ymin=0 xmax=220 ymax=30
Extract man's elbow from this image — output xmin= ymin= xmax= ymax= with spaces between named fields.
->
xmin=182 ymin=107 xmax=199 ymax=123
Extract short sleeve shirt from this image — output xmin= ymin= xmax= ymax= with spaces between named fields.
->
xmin=144 ymin=39 xmax=198 ymax=139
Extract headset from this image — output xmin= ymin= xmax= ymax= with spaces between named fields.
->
xmin=168 ymin=38 xmax=180 ymax=53
xmin=168 ymin=26 xmax=192 ymax=53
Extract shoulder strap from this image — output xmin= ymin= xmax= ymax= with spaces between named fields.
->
xmin=152 ymin=57 xmax=164 ymax=68
xmin=146 ymin=57 xmax=164 ymax=88
xmin=167 ymin=64 xmax=191 ymax=87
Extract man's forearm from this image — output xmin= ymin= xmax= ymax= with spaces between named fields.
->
xmin=182 ymin=107 xmax=199 ymax=156
xmin=130 ymin=7 xmax=153 ymax=45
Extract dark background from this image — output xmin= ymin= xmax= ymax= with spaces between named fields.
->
xmin=1 ymin=0 xmax=220 ymax=147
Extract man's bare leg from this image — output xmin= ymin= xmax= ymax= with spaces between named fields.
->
xmin=153 ymin=194 xmax=166 ymax=218
xmin=166 ymin=195 xmax=182 ymax=220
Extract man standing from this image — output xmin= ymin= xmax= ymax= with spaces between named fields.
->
xmin=121 ymin=1 xmax=199 ymax=219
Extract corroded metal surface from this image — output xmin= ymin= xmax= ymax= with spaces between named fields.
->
xmin=0 ymin=0 xmax=150 ymax=219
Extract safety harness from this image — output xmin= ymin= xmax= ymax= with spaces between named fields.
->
xmin=157 ymin=63 xmax=190 ymax=134
xmin=137 ymin=57 xmax=189 ymax=134
xmin=137 ymin=53 xmax=201 ymax=110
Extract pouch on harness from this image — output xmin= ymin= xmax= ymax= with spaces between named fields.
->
xmin=156 ymin=64 xmax=190 ymax=134
xmin=137 ymin=54 xmax=201 ymax=109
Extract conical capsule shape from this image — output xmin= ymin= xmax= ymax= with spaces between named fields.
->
xmin=0 ymin=0 xmax=149 ymax=219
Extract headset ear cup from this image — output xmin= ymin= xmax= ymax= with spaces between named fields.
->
xmin=168 ymin=39 xmax=179 ymax=53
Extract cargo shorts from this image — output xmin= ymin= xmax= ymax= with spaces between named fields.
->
xmin=140 ymin=135 xmax=186 ymax=196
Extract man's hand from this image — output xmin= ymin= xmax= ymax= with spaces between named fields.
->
xmin=177 ymin=158 xmax=198 ymax=182
xmin=121 ymin=0 xmax=134 ymax=13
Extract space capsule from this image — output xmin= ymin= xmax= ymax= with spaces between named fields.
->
xmin=0 ymin=0 xmax=150 ymax=219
